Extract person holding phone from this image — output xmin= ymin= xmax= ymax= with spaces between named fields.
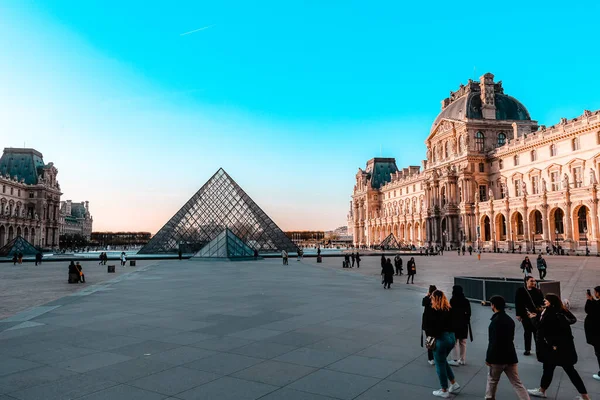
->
xmin=585 ymin=286 xmax=600 ymax=381
xmin=515 ymin=276 xmax=544 ymax=355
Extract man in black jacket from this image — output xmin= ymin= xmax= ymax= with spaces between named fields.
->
xmin=485 ymin=296 xmax=530 ymax=400
xmin=515 ymin=276 xmax=544 ymax=355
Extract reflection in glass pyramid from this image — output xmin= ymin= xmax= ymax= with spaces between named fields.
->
xmin=380 ymin=233 xmax=400 ymax=250
xmin=0 ymin=236 xmax=38 ymax=257
xmin=138 ymin=168 xmax=298 ymax=254
xmin=194 ymin=228 xmax=255 ymax=260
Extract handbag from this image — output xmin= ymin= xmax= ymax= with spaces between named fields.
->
xmin=425 ymin=336 xmax=436 ymax=350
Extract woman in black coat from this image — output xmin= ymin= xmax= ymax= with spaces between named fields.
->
xmin=585 ymin=286 xmax=600 ymax=381
xmin=448 ymin=285 xmax=471 ymax=366
xmin=406 ymin=257 xmax=416 ymax=284
xmin=526 ymin=294 xmax=590 ymax=399
xmin=422 ymin=285 xmax=437 ymax=365
xmin=382 ymin=258 xmax=394 ymax=289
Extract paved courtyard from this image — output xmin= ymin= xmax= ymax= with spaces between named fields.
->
xmin=0 ymin=257 xmax=598 ymax=399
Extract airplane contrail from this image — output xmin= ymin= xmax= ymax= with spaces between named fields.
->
xmin=180 ymin=25 xmax=215 ymax=36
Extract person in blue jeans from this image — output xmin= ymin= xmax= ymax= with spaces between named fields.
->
xmin=424 ymin=290 xmax=461 ymax=398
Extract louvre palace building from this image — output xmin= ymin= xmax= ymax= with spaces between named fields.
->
xmin=348 ymin=73 xmax=600 ymax=254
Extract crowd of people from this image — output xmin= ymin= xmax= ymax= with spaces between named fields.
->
xmin=420 ymin=279 xmax=600 ymax=399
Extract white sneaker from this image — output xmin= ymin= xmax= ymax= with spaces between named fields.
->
xmin=593 ymin=373 xmax=600 ymax=381
xmin=448 ymin=382 xmax=461 ymax=393
xmin=428 ymin=360 xmax=435 ymax=365
xmin=447 ymin=360 xmax=460 ymax=366
xmin=458 ymin=359 xmax=466 ymax=366
xmin=527 ymin=388 xmax=547 ymax=398
xmin=432 ymin=389 xmax=450 ymax=398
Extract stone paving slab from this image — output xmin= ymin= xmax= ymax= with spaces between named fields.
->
xmin=0 ymin=258 xmax=598 ymax=399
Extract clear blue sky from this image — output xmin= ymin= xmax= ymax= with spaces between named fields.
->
xmin=1 ymin=1 xmax=599 ymax=232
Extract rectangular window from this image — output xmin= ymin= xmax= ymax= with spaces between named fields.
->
xmin=499 ymin=159 xmax=503 ymax=169
xmin=479 ymin=163 xmax=484 ymax=172
xmin=10 ymin=188 xmax=13 ymax=195
xmin=2 ymin=185 xmax=4 ymax=193
xmin=551 ymin=172 xmax=560 ymax=191
xmin=532 ymin=176 xmax=539 ymax=195
xmin=573 ymin=167 xmax=582 ymax=188
xmin=515 ymin=179 xmax=522 ymax=197
xmin=18 ymin=189 xmax=20 ymax=196
xmin=479 ymin=185 xmax=487 ymax=202
xmin=29 ymin=193 xmax=34 ymax=198
xmin=413 ymin=184 xmax=416 ymax=192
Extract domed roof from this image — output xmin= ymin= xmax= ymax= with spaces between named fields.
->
xmin=432 ymin=92 xmax=531 ymax=132
xmin=430 ymin=75 xmax=531 ymax=134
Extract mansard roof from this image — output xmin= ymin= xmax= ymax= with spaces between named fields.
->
xmin=0 ymin=148 xmax=46 ymax=185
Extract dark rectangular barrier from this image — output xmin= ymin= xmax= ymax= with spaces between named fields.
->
xmin=107 ymin=265 xmax=115 ymax=273
xmin=130 ymin=260 xmax=136 ymax=267
xmin=454 ymin=276 xmax=560 ymax=307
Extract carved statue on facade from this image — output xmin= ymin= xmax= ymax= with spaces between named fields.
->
xmin=590 ymin=168 xmax=597 ymax=185
xmin=426 ymin=148 xmax=432 ymax=160
xmin=562 ymin=173 xmax=569 ymax=190
xmin=460 ymin=135 xmax=466 ymax=152
xmin=488 ymin=188 xmax=494 ymax=200
xmin=522 ymin=181 xmax=528 ymax=196
xmin=449 ymin=137 xmax=456 ymax=155
xmin=541 ymin=178 xmax=547 ymax=193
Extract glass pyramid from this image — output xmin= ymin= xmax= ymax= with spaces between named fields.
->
xmin=138 ymin=168 xmax=298 ymax=254
xmin=0 ymin=236 xmax=38 ymax=257
xmin=380 ymin=233 xmax=400 ymax=250
xmin=194 ymin=228 xmax=255 ymax=259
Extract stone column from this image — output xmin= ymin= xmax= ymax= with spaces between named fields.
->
xmin=541 ymin=201 xmax=550 ymax=242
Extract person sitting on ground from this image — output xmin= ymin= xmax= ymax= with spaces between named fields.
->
xmin=68 ymin=261 xmax=79 ymax=283
xmin=76 ymin=262 xmax=85 ymax=283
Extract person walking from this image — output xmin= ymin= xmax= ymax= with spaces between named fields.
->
xmin=448 ymin=285 xmax=472 ymax=366
xmin=425 ymin=290 xmax=461 ymax=398
xmin=351 ymin=252 xmax=355 ymax=267
xmin=515 ymin=276 xmax=544 ymax=355
xmin=468 ymin=245 xmax=473 ymax=255
xmin=98 ymin=252 xmax=103 ymax=265
xmin=462 ymin=245 xmax=465 ymax=255
xmin=585 ymin=286 xmax=600 ymax=381
xmin=120 ymin=252 xmax=127 ymax=267
xmin=422 ymin=285 xmax=437 ymax=366
xmin=35 ymin=251 xmax=42 ymax=266
xmin=281 ymin=249 xmax=288 ymax=265
xmin=520 ymin=256 xmax=533 ymax=278
xmin=394 ymin=254 xmax=403 ymax=276
xmin=406 ymin=257 xmax=416 ymax=284
xmin=536 ymin=254 xmax=547 ymax=280
xmin=355 ymin=251 xmax=360 ymax=268
xmin=17 ymin=252 xmax=23 ymax=264
xmin=526 ymin=294 xmax=591 ymax=400
xmin=382 ymin=258 xmax=394 ymax=289
xmin=484 ymin=295 xmax=530 ymax=400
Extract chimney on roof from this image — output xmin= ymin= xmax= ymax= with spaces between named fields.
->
xmin=480 ymin=73 xmax=496 ymax=120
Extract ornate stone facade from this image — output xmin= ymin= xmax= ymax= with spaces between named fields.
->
xmin=349 ymin=73 xmax=600 ymax=254
xmin=0 ymin=148 xmax=62 ymax=248
xmin=59 ymin=200 xmax=93 ymax=239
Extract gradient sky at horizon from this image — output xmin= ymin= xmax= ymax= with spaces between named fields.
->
xmin=1 ymin=1 xmax=599 ymax=233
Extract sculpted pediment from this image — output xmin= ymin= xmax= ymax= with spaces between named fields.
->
xmin=427 ymin=119 xmax=462 ymax=142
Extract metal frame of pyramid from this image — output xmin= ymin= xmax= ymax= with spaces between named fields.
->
xmin=379 ymin=233 xmax=400 ymax=250
xmin=194 ymin=228 xmax=256 ymax=260
xmin=138 ymin=168 xmax=298 ymax=254
xmin=0 ymin=236 xmax=39 ymax=257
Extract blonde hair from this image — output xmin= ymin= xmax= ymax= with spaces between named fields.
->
xmin=431 ymin=290 xmax=451 ymax=311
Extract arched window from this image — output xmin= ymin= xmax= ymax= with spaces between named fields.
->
xmin=475 ymin=131 xmax=484 ymax=151
xmin=444 ymin=143 xmax=449 ymax=159
xmin=513 ymin=155 xmax=519 ymax=166
xmin=572 ymin=137 xmax=580 ymax=151
xmin=497 ymin=132 xmax=506 ymax=147
xmin=550 ymin=144 xmax=557 ymax=157
xmin=531 ymin=150 xmax=537 ymax=162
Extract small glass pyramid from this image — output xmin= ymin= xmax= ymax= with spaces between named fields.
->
xmin=380 ymin=233 xmax=400 ymax=250
xmin=194 ymin=228 xmax=255 ymax=259
xmin=0 ymin=236 xmax=38 ymax=257
xmin=139 ymin=168 xmax=297 ymax=254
